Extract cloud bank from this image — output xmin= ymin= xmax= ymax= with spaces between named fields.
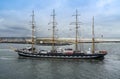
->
xmin=0 ymin=0 xmax=120 ymax=38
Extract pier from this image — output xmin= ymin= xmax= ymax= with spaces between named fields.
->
xmin=0 ymin=37 xmax=120 ymax=44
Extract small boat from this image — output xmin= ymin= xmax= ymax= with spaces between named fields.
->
xmin=15 ymin=10 xmax=107 ymax=59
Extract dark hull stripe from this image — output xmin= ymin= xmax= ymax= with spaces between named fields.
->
xmin=18 ymin=52 xmax=105 ymax=59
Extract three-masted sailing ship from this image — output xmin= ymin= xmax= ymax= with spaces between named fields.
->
xmin=15 ymin=10 xmax=107 ymax=59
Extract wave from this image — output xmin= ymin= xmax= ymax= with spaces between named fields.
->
xmin=0 ymin=56 xmax=16 ymax=60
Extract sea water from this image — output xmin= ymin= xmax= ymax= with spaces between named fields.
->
xmin=0 ymin=43 xmax=120 ymax=79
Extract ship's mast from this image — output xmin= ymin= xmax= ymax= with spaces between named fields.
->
xmin=92 ymin=16 xmax=95 ymax=54
xmin=71 ymin=9 xmax=80 ymax=52
xmin=31 ymin=10 xmax=35 ymax=53
xmin=51 ymin=9 xmax=56 ymax=52
xmin=75 ymin=10 xmax=79 ymax=51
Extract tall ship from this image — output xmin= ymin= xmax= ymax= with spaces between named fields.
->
xmin=15 ymin=10 xmax=107 ymax=59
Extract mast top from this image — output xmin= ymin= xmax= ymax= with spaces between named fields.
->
xmin=52 ymin=9 xmax=55 ymax=16
xmin=32 ymin=10 xmax=35 ymax=25
xmin=72 ymin=9 xmax=80 ymax=16
xmin=32 ymin=10 xmax=34 ymax=16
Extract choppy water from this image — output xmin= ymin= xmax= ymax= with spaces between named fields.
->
xmin=0 ymin=43 xmax=120 ymax=79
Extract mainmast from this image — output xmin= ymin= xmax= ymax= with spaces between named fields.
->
xmin=50 ymin=9 xmax=57 ymax=52
xmin=31 ymin=10 xmax=35 ymax=53
xmin=71 ymin=9 xmax=80 ymax=52
xmin=92 ymin=16 xmax=95 ymax=54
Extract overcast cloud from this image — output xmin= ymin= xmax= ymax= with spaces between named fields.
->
xmin=0 ymin=0 xmax=120 ymax=38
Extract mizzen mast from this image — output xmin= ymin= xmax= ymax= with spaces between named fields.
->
xmin=92 ymin=16 xmax=95 ymax=54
